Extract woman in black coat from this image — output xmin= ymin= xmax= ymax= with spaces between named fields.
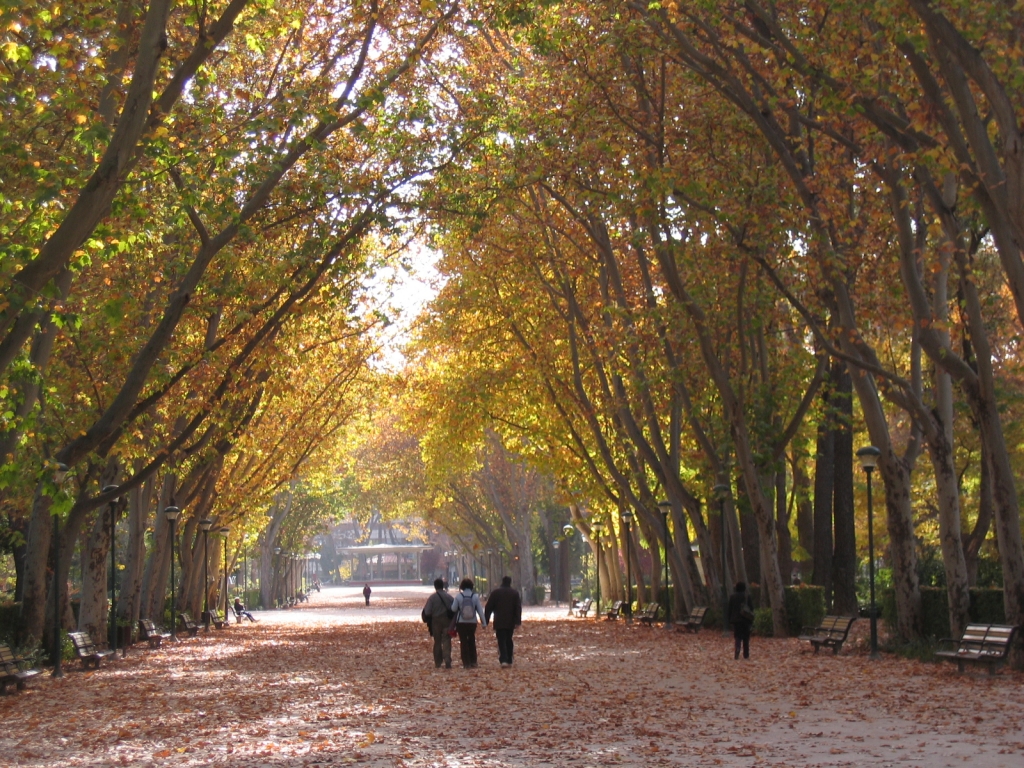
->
xmin=727 ymin=582 xmax=754 ymax=659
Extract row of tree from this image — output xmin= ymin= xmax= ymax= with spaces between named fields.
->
xmin=0 ymin=0 xmax=462 ymax=649
xmin=394 ymin=0 xmax=1024 ymax=641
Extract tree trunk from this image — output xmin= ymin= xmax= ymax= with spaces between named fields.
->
xmin=832 ymin=365 xmax=858 ymax=616
xmin=78 ymin=508 xmax=112 ymax=644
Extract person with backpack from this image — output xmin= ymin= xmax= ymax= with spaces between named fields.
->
xmin=421 ymin=578 xmax=455 ymax=669
xmin=450 ymin=577 xmax=486 ymax=669
xmin=484 ymin=576 xmax=522 ymax=668
xmin=727 ymin=581 xmax=755 ymax=659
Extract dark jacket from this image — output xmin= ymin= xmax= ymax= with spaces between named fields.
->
xmin=727 ymin=590 xmax=754 ymax=626
xmin=422 ymin=589 xmax=454 ymax=638
xmin=485 ymin=586 xmax=523 ymax=631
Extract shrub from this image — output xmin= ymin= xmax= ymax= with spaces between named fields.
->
xmin=711 ymin=584 xmax=824 ymax=635
xmin=881 ymin=586 xmax=1006 ymax=638
xmin=752 ymin=607 xmax=774 ymax=636
xmin=532 ymin=585 xmax=546 ymax=605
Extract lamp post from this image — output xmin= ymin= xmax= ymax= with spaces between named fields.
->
xmin=620 ymin=510 xmax=633 ymax=622
xmin=220 ymin=527 xmax=230 ymax=617
xmin=164 ymin=506 xmax=180 ymax=640
xmin=658 ymin=500 xmax=672 ymax=628
xmin=486 ymin=549 xmax=494 ymax=592
xmin=552 ymin=540 xmax=560 ymax=606
xmin=273 ymin=547 xmax=281 ymax=606
xmin=50 ymin=462 xmax=69 ymax=678
xmin=857 ymin=445 xmax=882 ymax=660
xmin=199 ymin=519 xmax=214 ymax=629
xmin=591 ymin=522 xmax=604 ymax=617
xmin=713 ymin=484 xmax=730 ymax=635
xmin=101 ymin=485 xmax=121 ymax=656
xmin=563 ymin=523 xmax=575 ymax=615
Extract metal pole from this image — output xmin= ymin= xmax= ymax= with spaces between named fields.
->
xmin=720 ymin=497 xmax=728 ymax=636
xmin=867 ymin=466 xmax=879 ymax=659
xmin=223 ymin=533 xmax=229 ymax=616
xmin=203 ymin=528 xmax=210 ymax=630
xmin=52 ymin=511 xmax=63 ymax=678
xmin=110 ymin=499 xmax=116 ymax=655
xmin=659 ymin=502 xmax=671 ymax=628
xmin=169 ymin=516 xmax=177 ymax=640
xmin=51 ymin=463 xmax=68 ymax=678
xmin=595 ymin=531 xmax=602 ymax=618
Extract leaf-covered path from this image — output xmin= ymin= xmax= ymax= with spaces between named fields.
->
xmin=2 ymin=586 xmax=1022 ymax=767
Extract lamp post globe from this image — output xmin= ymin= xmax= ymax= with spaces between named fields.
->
xmin=857 ymin=445 xmax=882 ymax=660
xmin=199 ymin=519 xmax=214 ymax=630
xmin=658 ymin=500 xmax=672 ymax=627
xmin=164 ymin=506 xmax=181 ymax=640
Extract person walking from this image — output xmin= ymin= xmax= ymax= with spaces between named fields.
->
xmin=421 ymin=578 xmax=455 ymax=669
xmin=450 ymin=577 xmax=486 ymax=669
xmin=362 ymin=583 xmax=372 ymax=606
xmin=484 ymin=576 xmax=522 ymax=668
xmin=728 ymin=581 xmax=755 ymax=659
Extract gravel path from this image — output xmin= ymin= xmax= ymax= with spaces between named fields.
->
xmin=2 ymin=585 xmax=1021 ymax=767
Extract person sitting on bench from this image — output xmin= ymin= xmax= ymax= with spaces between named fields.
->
xmin=234 ymin=598 xmax=258 ymax=622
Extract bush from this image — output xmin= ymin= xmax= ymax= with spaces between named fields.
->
xmin=0 ymin=601 xmax=21 ymax=646
xmin=784 ymin=584 xmax=826 ymax=635
xmin=881 ymin=586 xmax=1006 ymax=638
xmin=752 ymin=607 xmax=774 ymax=636
xmin=745 ymin=585 xmax=825 ymax=636
xmin=533 ymin=585 xmax=546 ymax=605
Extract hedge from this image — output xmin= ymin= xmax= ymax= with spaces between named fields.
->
xmin=881 ymin=586 xmax=1005 ymax=638
xmin=744 ymin=584 xmax=826 ymax=636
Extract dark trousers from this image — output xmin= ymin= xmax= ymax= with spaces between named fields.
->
xmin=733 ymin=621 xmax=751 ymax=659
xmin=456 ymin=622 xmax=478 ymax=667
xmin=495 ymin=628 xmax=515 ymax=665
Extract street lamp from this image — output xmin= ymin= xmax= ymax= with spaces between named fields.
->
xmin=486 ymin=549 xmax=494 ymax=592
xmin=620 ymin=510 xmax=634 ymax=622
xmin=591 ymin=522 xmax=604 ymax=617
xmin=563 ymin=524 xmax=575 ymax=615
xmin=857 ymin=445 xmax=882 ymax=660
xmin=50 ymin=462 xmax=69 ymax=678
xmin=273 ymin=547 xmax=281 ymax=606
xmin=713 ymin=484 xmax=730 ymax=635
xmin=220 ymin=527 xmax=230 ymax=617
xmin=164 ymin=506 xmax=181 ymax=640
xmin=552 ymin=540 xmax=560 ymax=607
xmin=199 ymin=519 xmax=214 ymax=629
xmin=658 ymin=500 xmax=672 ymax=628
xmin=102 ymin=485 xmax=121 ymax=657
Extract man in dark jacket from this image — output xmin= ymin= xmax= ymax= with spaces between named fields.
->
xmin=484 ymin=576 xmax=522 ymax=668
xmin=421 ymin=578 xmax=455 ymax=669
xmin=727 ymin=581 xmax=754 ymax=659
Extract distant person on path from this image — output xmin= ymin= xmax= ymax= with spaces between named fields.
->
xmin=234 ymin=598 xmax=258 ymax=622
xmin=421 ymin=578 xmax=455 ymax=669
xmin=728 ymin=581 xmax=755 ymax=660
xmin=451 ymin=577 xmax=486 ymax=669
xmin=363 ymin=583 xmax=372 ymax=606
xmin=484 ymin=576 xmax=522 ymax=668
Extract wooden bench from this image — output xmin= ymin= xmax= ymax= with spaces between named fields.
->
xmin=604 ymin=600 xmax=625 ymax=620
xmin=574 ymin=598 xmax=593 ymax=618
xmin=209 ymin=609 xmax=228 ymax=629
xmin=637 ymin=602 xmax=660 ymax=626
xmin=0 ymin=644 xmax=42 ymax=693
xmin=675 ymin=606 xmax=708 ymax=633
xmin=68 ymin=631 xmax=115 ymax=670
xmin=936 ymin=623 xmax=1018 ymax=674
xmin=137 ymin=619 xmax=171 ymax=648
xmin=178 ymin=612 xmax=200 ymax=638
xmin=798 ymin=616 xmax=857 ymax=655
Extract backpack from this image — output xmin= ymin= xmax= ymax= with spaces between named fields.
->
xmin=460 ymin=593 xmax=477 ymax=622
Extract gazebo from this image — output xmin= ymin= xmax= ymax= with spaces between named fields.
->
xmin=337 ymin=543 xmax=434 ymax=583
